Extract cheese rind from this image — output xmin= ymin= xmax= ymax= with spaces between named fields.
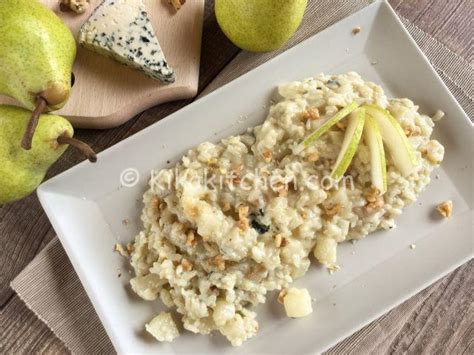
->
xmin=79 ymin=0 xmax=175 ymax=83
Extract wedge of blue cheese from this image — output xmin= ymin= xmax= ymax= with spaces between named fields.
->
xmin=79 ymin=0 xmax=175 ymax=83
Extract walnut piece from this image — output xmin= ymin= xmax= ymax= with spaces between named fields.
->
xmin=207 ymin=158 xmax=218 ymax=166
xmin=307 ymin=152 xmax=319 ymax=162
xmin=436 ymin=200 xmax=453 ymax=218
xmin=114 ymin=243 xmax=129 ymax=257
xmin=364 ymin=187 xmax=381 ymax=203
xmin=403 ymin=125 xmax=421 ymax=137
xmin=324 ymin=203 xmax=343 ymax=219
xmin=274 ymin=234 xmax=282 ymax=248
xmin=262 ymin=149 xmax=273 ymax=163
xmin=273 ymin=178 xmax=288 ymax=197
xmin=150 ymin=195 xmax=160 ymax=213
xmin=302 ymin=107 xmax=320 ymax=120
xmin=59 ymin=0 xmax=89 ymax=14
xmin=181 ymin=258 xmax=193 ymax=271
xmin=277 ymin=289 xmax=287 ymax=304
xmin=168 ymin=0 xmax=186 ymax=11
xmin=186 ymin=230 xmax=198 ymax=247
xmin=229 ymin=164 xmax=243 ymax=185
xmin=365 ymin=198 xmax=384 ymax=214
xmin=363 ymin=187 xmax=384 ymax=213
xmin=214 ymin=255 xmax=226 ymax=271
xmin=237 ymin=205 xmax=249 ymax=232
xmin=352 ymin=26 xmax=362 ymax=35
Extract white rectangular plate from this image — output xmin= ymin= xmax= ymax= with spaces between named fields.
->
xmin=38 ymin=1 xmax=473 ymax=353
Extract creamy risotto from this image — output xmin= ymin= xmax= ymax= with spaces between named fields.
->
xmin=126 ymin=72 xmax=444 ymax=346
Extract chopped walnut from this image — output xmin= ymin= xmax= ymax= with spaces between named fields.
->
xmin=274 ymin=234 xmax=283 ymax=248
xmin=302 ymin=107 xmax=320 ymax=120
xmin=273 ymin=179 xmax=288 ymax=197
xmin=114 ymin=244 xmax=129 ymax=257
xmin=364 ymin=187 xmax=381 ymax=203
xmin=421 ymin=141 xmax=443 ymax=165
xmin=307 ymin=152 xmax=319 ymax=162
xmin=150 ymin=195 xmax=160 ymax=212
xmin=232 ymin=176 xmax=241 ymax=185
xmin=436 ymin=200 xmax=453 ymax=218
xmin=277 ymin=289 xmax=287 ymax=304
xmin=262 ymin=149 xmax=273 ymax=163
xmin=365 ymin=197 xmax=384 ymax=214
xmin=421 ymin=149 xmax=441 ymax=165
xmin=186 ymin=230 xmax=198 ymax=247
xmin=324 ymin=203 xmax=343 ymax=219
xmin=181 ymin=258 xmax=193 ymax=271
xmin=168 ymin=0 xmax=186 ymax=11
xmin=237 ymin=205 xmax=249 ymax=232
xmin=364 ymin=188 xmax=384 ymax=213
xmin=59 ymin=0 xmax=89 ymax=14
xmin=352 ymin=26 xmax=362 ymax=35
xmin=185 ymin=205 xmax=199 ymax=218
xmin=229 ymin=165 xmax=243 ymax=184
xmin=214 ymin=255 xmax=226 ymax=271
xmin=238 ymin=205 xmax=249 ymax=218
xmin=207 ymin=158 xmax=218 ymax=166
xmin=404 ymin=125 xmax=421 ymax=137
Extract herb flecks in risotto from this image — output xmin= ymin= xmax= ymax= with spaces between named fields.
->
xmin=128 ymin=72 xmax=444 ymax=346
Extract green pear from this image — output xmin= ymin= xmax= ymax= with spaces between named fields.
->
xmin=0 ymin=106 xmax=96 ymax=205
xmin=215 ymin=0 xmax=308 ymax=52
xmin=365 ymin=105 xmax=418 ymax=176
xmin=0 ymin=0 xmax=77 ymax=149
xmin=295 ymin=101 xmax=359 ymax=154
xmin=331 ymin=108 xmax=366 ymax=181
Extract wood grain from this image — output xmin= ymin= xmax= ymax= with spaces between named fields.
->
xmin=0 ymin=0 xmax=205 ymax=129
xmin=0 ymin=0 xmax=472 ymax=354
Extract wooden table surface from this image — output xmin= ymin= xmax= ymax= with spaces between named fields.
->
xmin=1 ymin=1 xmax=472 ymax=353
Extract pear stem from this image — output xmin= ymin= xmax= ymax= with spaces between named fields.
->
xmin=21 ymin=96 xmax=48 ymax=150
xmin=57 ymin=135 xmax=98 ymax=163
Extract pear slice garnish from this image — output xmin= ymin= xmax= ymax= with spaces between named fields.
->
xmin=364 ymin=113 xmax=387 ymax=193
xmin=331 ymin=108 xmax=366 ymax=181
xmin=364 ymin=105 xmax=418 ymax=176
xmin=294 ymin=101 xmax=360 ymax=154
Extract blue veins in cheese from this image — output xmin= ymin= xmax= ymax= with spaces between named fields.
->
xmin=79 ymin=0 xmax=175 ymax=84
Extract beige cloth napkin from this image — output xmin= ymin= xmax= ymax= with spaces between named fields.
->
xmin=11 ymin=1 xmax=473 ymax=353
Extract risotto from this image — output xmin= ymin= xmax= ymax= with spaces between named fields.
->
xmin=127 ymin=72 xmax=444 ymax=346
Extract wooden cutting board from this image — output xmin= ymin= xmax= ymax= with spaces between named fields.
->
xmin=0 ymin=0 xmax=204 ymax=129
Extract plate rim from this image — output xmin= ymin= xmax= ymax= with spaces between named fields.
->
xmin=37 ymin=0 xmax=474 ymax=352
